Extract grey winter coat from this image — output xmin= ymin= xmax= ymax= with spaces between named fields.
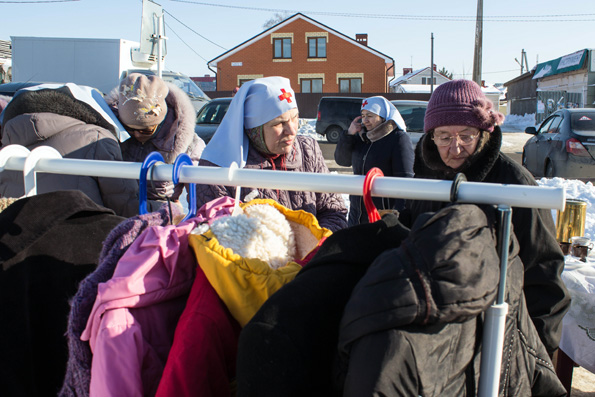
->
xmin=0 ymin=87 xmax=139 ymax=217
xmin=106 ymin=83 xmax=206 ymax=202
xmin=196 ymin=135 xmax=348 ymax=232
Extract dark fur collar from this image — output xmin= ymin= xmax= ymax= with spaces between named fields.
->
xmin=413 ymin=126 xmax=503 ymax=182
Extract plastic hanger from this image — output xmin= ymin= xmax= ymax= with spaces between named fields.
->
xmin=363 ymin=167 xmax=384 ymax=223
xmin=139 ymin=151 xmax=165 ymax=215
xmin=172 ymin=153 xmax=197 ymax=222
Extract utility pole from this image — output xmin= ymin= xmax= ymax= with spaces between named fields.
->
xmin=430 ymin=32 xmax=434 ymax=94
xmin=472 ymin=0 xmax=483 ymax=85
xmin=515 ymin=49 xmax=529 ymax=75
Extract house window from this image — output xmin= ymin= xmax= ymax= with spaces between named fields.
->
xmin=239 ymin=79 xmax=252 ymax=86
xmin=308 ymin=37 xmax=326 ymax=58
xmin=273 ymin=38 xmax=292 ymax=59
xmin=422 ymin=77 xmax=436 ymax=85
xmin=301 ymin=78 xmax=323 ymax=93
xmin=339 ymin=78 xmax=362 ymax=93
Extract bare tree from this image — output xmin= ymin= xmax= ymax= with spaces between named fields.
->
xmin=262 ymin=12 xmax=291 ymax=29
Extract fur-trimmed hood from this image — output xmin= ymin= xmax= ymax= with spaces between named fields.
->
xmin=414 ymin=126 xmax=502 ymax=181
xmin=107 ymin=82 xmax=202 ymax=163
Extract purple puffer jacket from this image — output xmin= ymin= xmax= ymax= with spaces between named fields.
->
xmin=196 ymin=135 xmax=348 ymax=232
xmin=107 ymin=83 xmax=206 ymax=202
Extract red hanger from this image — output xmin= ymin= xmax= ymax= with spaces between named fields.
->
xmin=363 ymin=167 xmax=384 ymax=223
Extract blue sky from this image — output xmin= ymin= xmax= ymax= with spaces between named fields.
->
xmin=1 ymin=0 xmax=594 ymax=84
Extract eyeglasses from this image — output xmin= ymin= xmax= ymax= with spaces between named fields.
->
xmin=432 ymin=133 xmax=479 ymax=147
xmin=125 ymin=124 xmax=159 ymax=135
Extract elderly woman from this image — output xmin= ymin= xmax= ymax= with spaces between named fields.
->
xmin=401 ymin=79 xmax=570 ymax=357
xmin=196 ymin=76 xmax=347 ymax=232
xmin=107 ymin=73 xmax=205 ymax=204
xmin=334 ymin=96 xmax=414 ymax=226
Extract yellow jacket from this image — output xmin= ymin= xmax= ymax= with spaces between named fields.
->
xmin=189 ymin=199 xmax=332 ymax=326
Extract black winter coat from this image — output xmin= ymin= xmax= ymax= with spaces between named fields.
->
xmin=334 ymin=127 xmax=414 ymax=226
xmin=236 ymin=213 xmax=410 ymax=396
xmin=0 ymin=191 xmax=125 ymax=397
xmin=337 ymin=204 xmax=566 ymax=396
xmin=401 ymin=127 xmax=570 ymax=356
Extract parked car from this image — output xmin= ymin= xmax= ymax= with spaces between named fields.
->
xmin=390 ymin=99 xmax=428 ymax=146
xmin=315 ymin=96 xmax=364 ymax=143
xmin=315 ymin=96 xmax=428 ymax=145
xmin=195 ymin=97 xmax=232 ymax=143
xmin=121 ymin=69 xmax=210 ymax=113
xmin=0 ymin=81 xmax=45 ymax=97
xmin=522 ymin=108 xmax=595 ymax=182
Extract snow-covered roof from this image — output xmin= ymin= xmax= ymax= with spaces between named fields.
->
xmin=390 ymin=66 xmax=450 ymax=87
xmin=394 ymin=84 xmax=435 ymax=93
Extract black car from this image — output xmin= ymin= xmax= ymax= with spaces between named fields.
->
xmin=315 ymin=96 xmax=364 ymax=143
xmin=522 ymin=108 xmax=595 ymax=182
xmin=195 ymin=97 xmax=232 ymax=143
xmin=315 ymin=96 xmax=427 ymax=145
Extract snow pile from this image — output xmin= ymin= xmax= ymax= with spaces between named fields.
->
xmin=538 ymin=177 xmax=595 ymax=328
xmin=501 ymin=113 xmax=536 ymax=132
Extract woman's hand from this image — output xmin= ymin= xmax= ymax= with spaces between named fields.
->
xmin=347 ymin=116 xmax=363 ymax=136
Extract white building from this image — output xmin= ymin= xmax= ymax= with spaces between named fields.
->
xmin=389 ymin=66 xmax=451 ymax=93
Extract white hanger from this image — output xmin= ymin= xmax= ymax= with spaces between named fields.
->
xmin=22 ymin=146 xmax=63 ymax=197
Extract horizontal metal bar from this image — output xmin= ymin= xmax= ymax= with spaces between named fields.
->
xmin=1 ymin=155 xmax=566 ymax=210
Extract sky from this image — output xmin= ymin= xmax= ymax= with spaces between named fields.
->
xmin=1 ymin=0 xmax=595 ymax=85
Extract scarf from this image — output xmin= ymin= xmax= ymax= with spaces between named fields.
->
xmin=359 ymin=119 xmax=396 ymax=143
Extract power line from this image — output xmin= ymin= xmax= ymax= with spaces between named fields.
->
xmin=0 ymin=0 xmax=79 ymax=3
xmin=168 ymin=1 xmax=595 ymax=22
xmin=163 ymin=21 xmax=209 ymax=62
xmin=164 ymin=9 xmax=227 ymax=50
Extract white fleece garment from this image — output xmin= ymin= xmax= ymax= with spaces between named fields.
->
xmin=209 ymin=204 xmax=297 ymax=269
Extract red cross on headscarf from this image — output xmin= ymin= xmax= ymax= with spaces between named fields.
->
xmin=278 ymin=88 xmax=293 ymax=103
xmin=362 ymin=100 xmax=368 ymax=108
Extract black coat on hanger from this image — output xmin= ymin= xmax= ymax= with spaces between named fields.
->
xmin=0 ymin=190 xmax=125 ymax=397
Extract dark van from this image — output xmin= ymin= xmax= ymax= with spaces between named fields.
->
xmin=315 ymin=96 xmax=364 ymax=143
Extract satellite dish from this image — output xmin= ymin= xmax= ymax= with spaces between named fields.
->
xmin=139 ymin=0 xmax=166 ymax=59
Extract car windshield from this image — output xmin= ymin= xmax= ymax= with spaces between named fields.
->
xmin=160 ymin=74 xmax=209 ymax=101
xmin=571 ymin=112 xmax=595 ymax=135
xmin=391 ymin=102 xmax=427 ymax=132
xmin=196 ymin=101 xmax=230 ymax=124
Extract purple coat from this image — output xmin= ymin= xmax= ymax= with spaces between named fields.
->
xmin=196 ymin=135 xmax=348 ymax=232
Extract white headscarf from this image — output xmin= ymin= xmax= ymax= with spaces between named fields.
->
xmin=0 ymin=83 xmax=130 ymax=142
xmin=201 ymin=76 xmax=298 ymax=168
xmin=361 ymin=96 xmax=407 ymax=132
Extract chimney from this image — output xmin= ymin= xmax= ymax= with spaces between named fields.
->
xmin=433 ymin=64 xmax=437 ymax=71
xmin=403 ymin=67 xmax=413 ymax=75
xmin=481 ymin=80 xmax=486 ymax=87
xmin=355 ymin=33 xmax=368 ymax=46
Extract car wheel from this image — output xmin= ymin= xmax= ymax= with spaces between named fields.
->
xmin=522 ymin=151 xmax=527 ymax=167
xmin=545 ymin=161 xmax=555 ymax=178
xmin=325 ymin=127 xmax=342 ymax=144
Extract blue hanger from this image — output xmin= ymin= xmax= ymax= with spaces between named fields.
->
xmin=172 ymin=153 xmax=197 ymax=222
xmin=139 ymin=151 xmax=165 ymax=215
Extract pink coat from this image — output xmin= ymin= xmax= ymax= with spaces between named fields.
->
xmin=81 ymin=198 xmax=235 ymax=396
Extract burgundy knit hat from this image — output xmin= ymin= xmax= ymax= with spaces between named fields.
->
xmin=423 ymin=79 xmax=505 ymax=133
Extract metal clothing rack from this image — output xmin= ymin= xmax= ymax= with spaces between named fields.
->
xmin=0 ymin=144 xmax=566 ymax=396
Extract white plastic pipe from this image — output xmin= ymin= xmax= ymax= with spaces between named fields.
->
xmin=0 ymin=155 xmax=565 ymax=210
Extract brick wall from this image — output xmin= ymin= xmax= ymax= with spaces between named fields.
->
xmin=215 ymin=17 xmax=390 ymax=93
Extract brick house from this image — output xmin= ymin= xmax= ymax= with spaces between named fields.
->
xmin=207 ymin=13 xmax=394 ymax=93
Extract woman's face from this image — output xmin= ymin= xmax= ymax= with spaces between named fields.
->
xmin=361 ymin=109 xmax=383 ymax=131
xmin=432 ymin=125 xmax=481 ymax=169
xmin=263 ymin=108 xmax=299 ymax=155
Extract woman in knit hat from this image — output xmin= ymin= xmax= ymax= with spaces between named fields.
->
xmin=401 ymin=79 xmax=570 ymax=358
xmin=107 ymin=73 xmax=205 ymax=205
xmin=196 ymin=76 xmax=347 ymax=232
xmin=334 ymin=96 xmax=414 ymax=226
